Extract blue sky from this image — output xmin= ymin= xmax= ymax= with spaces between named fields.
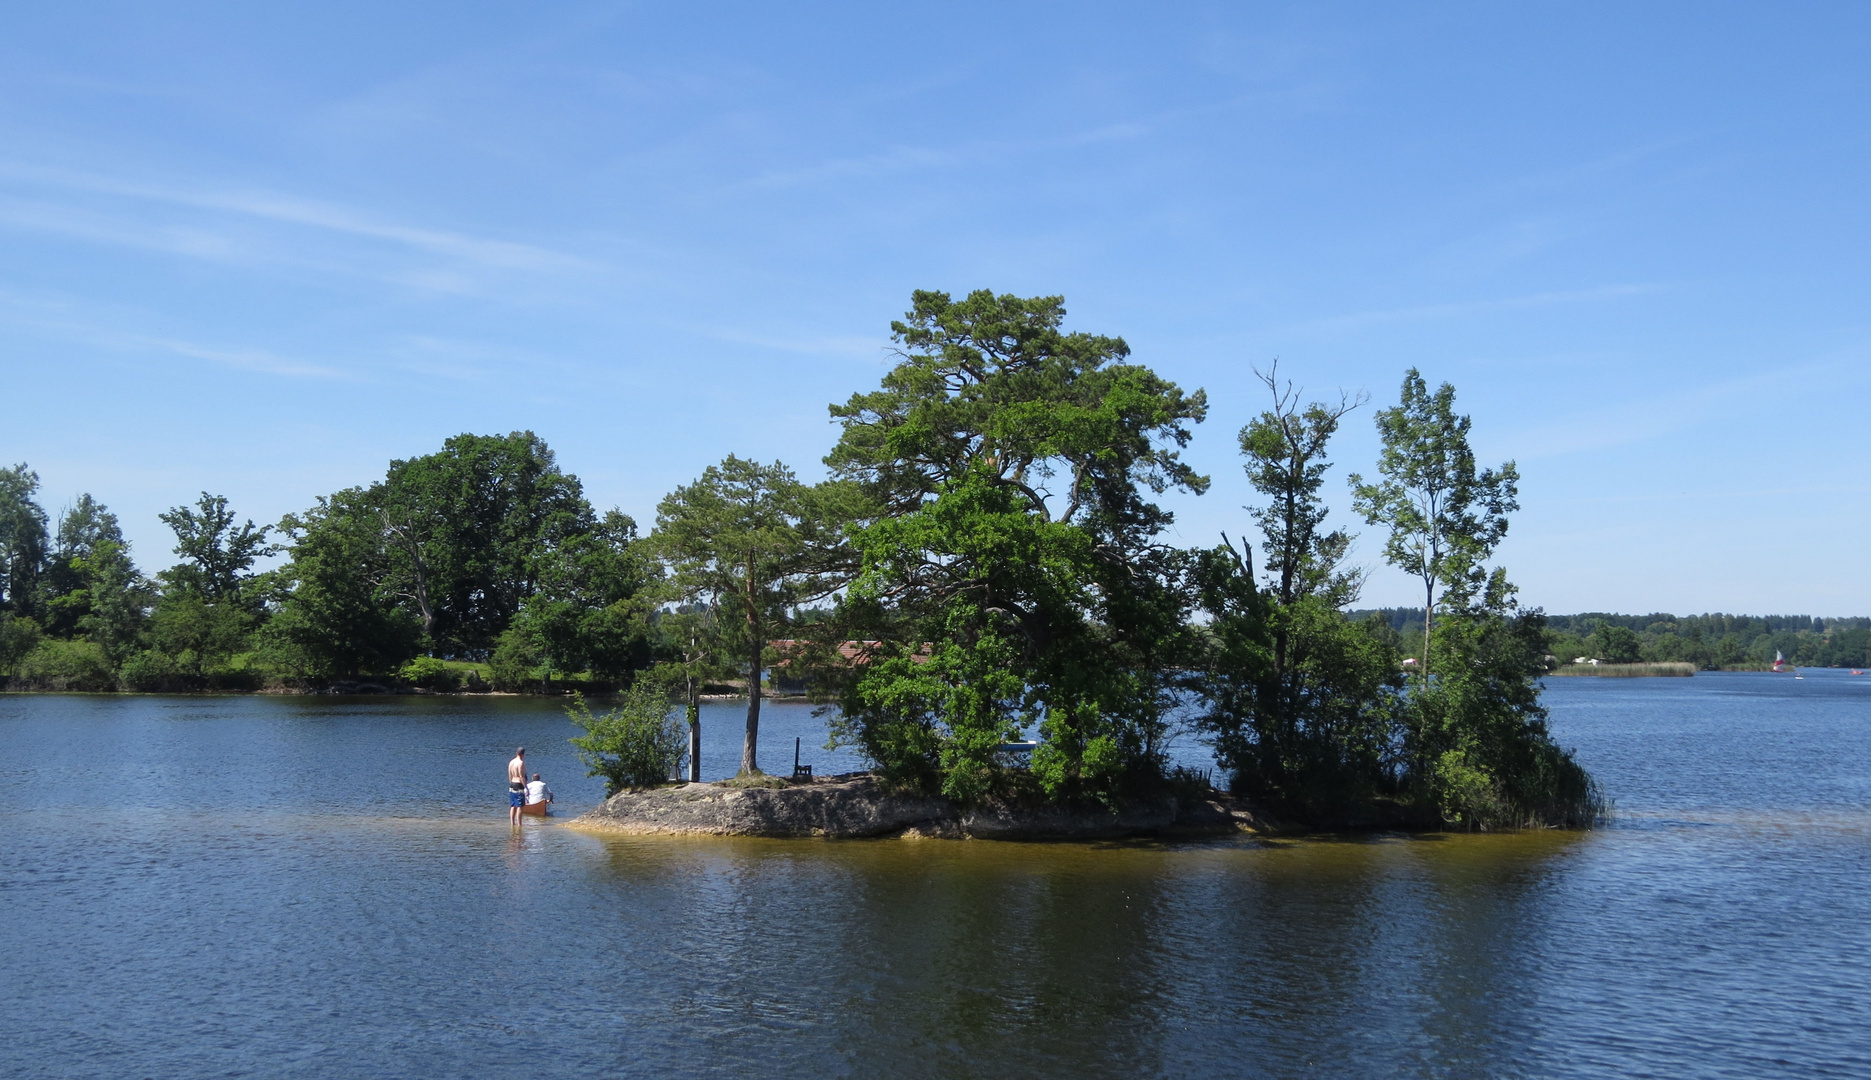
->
xmin=3 ymin=2 xmax=1867 ymax=615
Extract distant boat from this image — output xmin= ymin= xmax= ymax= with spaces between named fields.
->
xmin=1852 ymin=669 xmax=1865 ymax=676
xmin=1772 ymin=651 xmax=1794 ymax=674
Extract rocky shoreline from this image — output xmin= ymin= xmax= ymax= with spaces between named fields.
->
xmin=569 ymin=772 xmax=1281 ymax=840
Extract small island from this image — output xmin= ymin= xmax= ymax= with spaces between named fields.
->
xmin=6 ymin=292 xmax=1641 ymax=831
xmin=571 ymin=771 xmax=1279 ymax=840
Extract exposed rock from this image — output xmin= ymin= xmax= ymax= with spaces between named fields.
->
xmin=570 ymin=772 xmax=1276 ymax=840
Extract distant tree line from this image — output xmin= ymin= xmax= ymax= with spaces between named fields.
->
xmin=0 ymin=289 xmax=1606 ymax=827
xmin=0 ymin=433 xmax=657 ymax=696
xmin=1354 ymin=609 xmax=1871 ymax=669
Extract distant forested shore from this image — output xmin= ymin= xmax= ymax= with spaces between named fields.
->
xmin=3 ymin=289 xmax=1610 ymax=829
xmin=1354 ymin=609 xmax=1871 ymax=670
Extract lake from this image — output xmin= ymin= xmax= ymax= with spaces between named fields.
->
xmin=2 ymin=672 xmax=1868 ymax=1078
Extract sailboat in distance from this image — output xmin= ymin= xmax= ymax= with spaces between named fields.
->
xmin=1772 ymin=650 xmax=1804 ymax=678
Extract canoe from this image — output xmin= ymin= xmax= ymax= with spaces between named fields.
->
xmin=520 ymin=800 xmax=552 ymax=817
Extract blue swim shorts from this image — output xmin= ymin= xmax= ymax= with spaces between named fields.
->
xmin=510 ymin=790 xmax=525 ymax=808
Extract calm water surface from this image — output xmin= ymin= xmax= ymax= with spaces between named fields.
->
xmin=2 ymin=674 xmax=1868 ymax=1078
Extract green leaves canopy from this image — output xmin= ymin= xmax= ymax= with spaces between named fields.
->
xmin=649 ymin=455 xmax=838 ymax=774
xmin=377 ymin=431 xmax=594 ymax=657
xmin=1349 ymin=369 xmax=1518 ymax=683
xmin=826 ymin=289 xmax=1208 ymax=803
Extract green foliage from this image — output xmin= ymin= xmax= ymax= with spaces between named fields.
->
xmin=824 ymin=289 xmax=1207 ymax=804
xmin=642 ymin=604 xmax=729 ymax=783
xmin=15 ymin=638 xmax=115 ymax=691
xmin=145 ymin=493 xmax=274 ymax=679
xmin=397 ymin=656 xmax=461 ymax=690
xmin=489 ymin=624 xmax=546 ymax=690
xmin=510 ymin=509 xmax=656 ymax=680
xmin=377 ymin=431 xmax=593 ymax=657
xmin=264 ymin=490 xmax=421 ymax=678
xmin=566 ymin=687 xmax=687 ymax=795
xmin=0 ymin=612 xmax=44 ymax=676
xmin=1349 ymin=370 xmax=1518 ymax=685
xmin=43 ymin=495 xmax=127 ymax=638
xmin=1339 ymin=374 xmax=1590 ymax=829
xmin=0 ymin=463 xmax=49 ymax=621
xmin=68 ymin=540 xmax=150 ymax=669
xmin=1406 ymin=598 xmax=1601 ymax=828
xmin=650 ymin=455 xmax=841 ymax=774
xmin=1196 ymin=371 xmax=1405 ymax=820
xmin=1524 ymin=611 xmax=1871 ymax=669
xmin=1237 ymin=366 xmax=1365 ymax=609
xmin=120 ymin=648 xmax=182 ymax=692
xmin=158 ymin=493 xmax=275 ymax=601
xmin=1592 ymin=624 xmax=1642 ymax=665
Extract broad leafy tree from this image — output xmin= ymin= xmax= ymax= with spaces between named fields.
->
xmin=507 ymin=509 xmax=658 ymax=681
xmin=266 ymin=490 xmax=422 ymax=677
xmin=650 ymin=456 xmax=837 ymax=776
xmin=825 ymin=289 xmax=1208 ymax=803
xmin=44 ymin=494 xmax=126 ymax=636
xmin=645 ymin=601 xmax=728 ymax=783
xmin=0 ymin=464 xmax=48 ymax=621
xmin=1346 ymin=372 xmax=1595 ymax=827
xmin=1349 ymin=370 xmax=1518 ymax=686
xmin=151 ymin=493 xmax=276 ymax=676
xmin=42 ymin=496 xmax=149 ymax=667
xmin=377 ymin=432 xmax=593 ymax=657
xmin=159 ymin=493 xmax=275 ymax=601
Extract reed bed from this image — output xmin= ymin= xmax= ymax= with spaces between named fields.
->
xmin=1552 ymin=662 xmax=1697 ymax=678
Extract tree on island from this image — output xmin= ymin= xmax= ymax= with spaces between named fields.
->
xmin=1349 ymin=372 xmax=1596 ymax=826
xmin=644 ymin=600 xmax=726 ymax=783
xmin=1197 ymin=367 xmax=1403 ymax=820
xmin=650 ymin=456 xmax=839 ymax=776
xmin=1592 ymin=623 xmax=1642 ymax=664
xmin=822 ymin=289 xmax=1208 ymax=804
xmin=1349 ymin=370 xmax=1518 ymax=687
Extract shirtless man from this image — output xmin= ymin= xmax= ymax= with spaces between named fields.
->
xmin=507 ymin=747 xmax=527 ymax=826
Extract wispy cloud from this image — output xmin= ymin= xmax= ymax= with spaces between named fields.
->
xmin=1507 ymin=357 xmax=1845 ymax=461
xmin=149 ymin=337 xmax=351 ymax=379
xmin=1285 ymin=283 xmax=1663 ymax=336
xmin=0 ymin=160 xmax=592 ymax=273
xmin=727 ymin=82 xmax=1328 ymax=194
xmin=703 ymin=326 xmax=891 ymax=361
xmin=0 ymin=288 xmax=352 ymax=379
xmin=1550 ymin=482 xmax=1871 ymax=505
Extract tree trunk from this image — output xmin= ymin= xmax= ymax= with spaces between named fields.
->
xmin=742 ymin=630 xmax=761 ymax=775
xmin=383 ymin=513 xmax=436 ymax=642
xmin=687 ymin=680 xmax=702 ymax=783
xmin=1422 ymin=580 xmax=1434 ymax=689
xmin=741 ymin=548 xmax=762 ymax=775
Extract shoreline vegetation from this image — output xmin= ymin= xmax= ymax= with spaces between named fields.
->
xmin=1552 ymin=662 xmax=1697 ymax=677
xmin=13 ymin=287 xmax=1804 ymax=831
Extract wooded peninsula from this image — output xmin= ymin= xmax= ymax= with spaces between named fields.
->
xmin=8 ymin=290 xmax=1827 ymax=829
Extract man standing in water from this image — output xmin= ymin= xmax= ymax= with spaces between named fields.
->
xmin=507 ymin=747 xmax=527 ymax=826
